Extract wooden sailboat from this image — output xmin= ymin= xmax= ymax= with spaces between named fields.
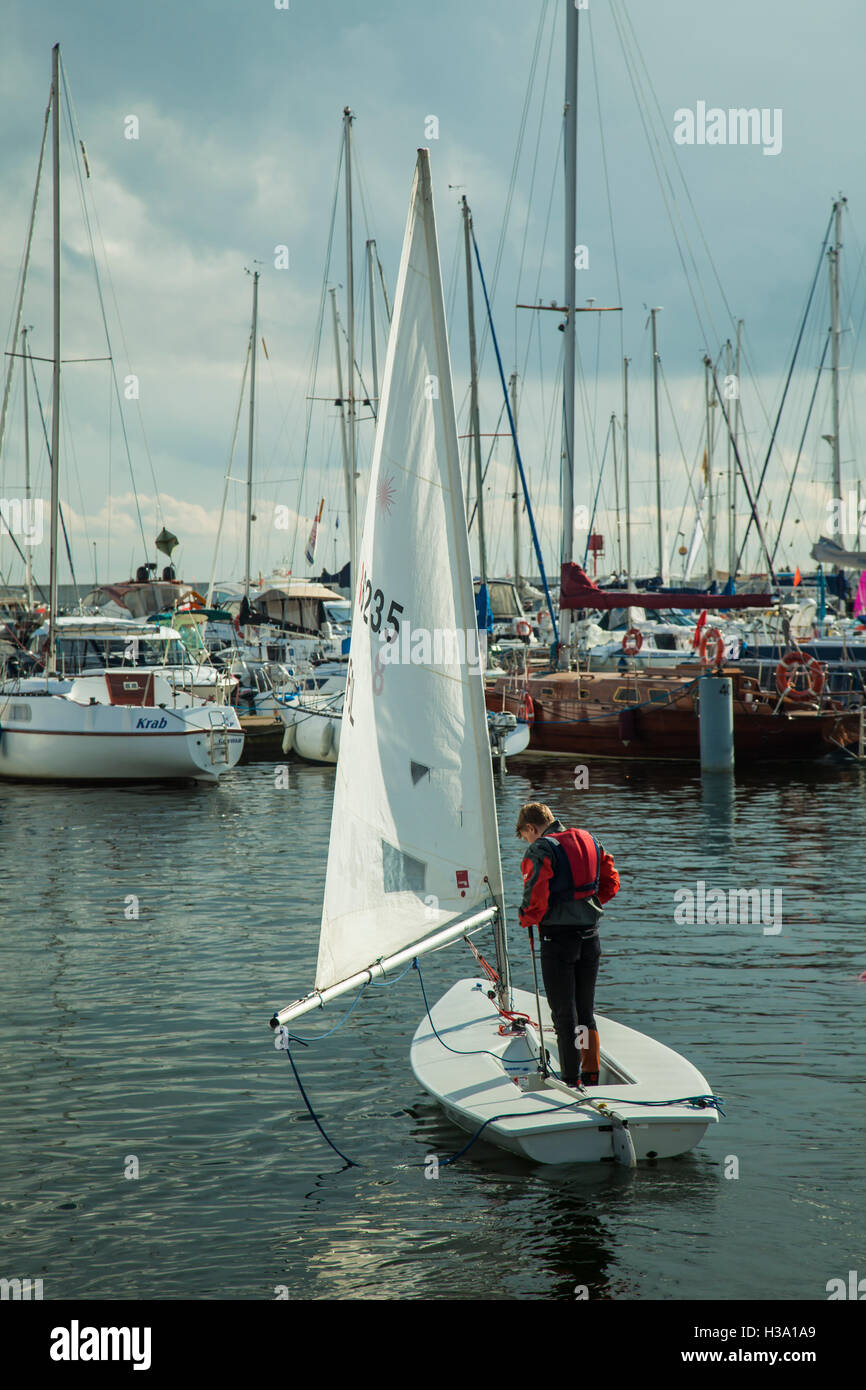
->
xmin=271 ymin=149 xmax=720 ymax=1165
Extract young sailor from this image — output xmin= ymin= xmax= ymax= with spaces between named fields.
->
xmin=517 ymin=802 xmax=620 ymax=1087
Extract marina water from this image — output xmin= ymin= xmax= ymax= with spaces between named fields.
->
xmin=1 ymin=758 xmax=863 ymax=1300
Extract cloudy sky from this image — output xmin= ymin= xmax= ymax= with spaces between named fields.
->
xmin=1 ymin=0 xmax=865 ymax=593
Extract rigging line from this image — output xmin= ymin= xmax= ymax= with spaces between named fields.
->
xmin=735 ymin=208 xmax=834 ymax=573
xmin=607 ymin=0 xmax=716 ymax=349
xmin=59 ymin=374 xmax=92 ymax=584
xmin=587 ymin=6 xmax=624 ymax=364
xmin=471 ymin=224 xmax=559 ymax=642
xmin=0 ymin=521 xmax=49 ymax=603
xmin=60 ymin=78 xmax=160 ymax=529
xmin=771 ymin=334 xmax=830 ymax=566
xmin=617 ymin=1 xmax=730 ymax=342
xmin=514 ymin=118 xmax=564 ymax=564
xmin=28 ymin=353 xmax=79 ymax=595
xmin=207 ymin=338 xmax=251 ymax=604
xmin=476 ymin=0 xmax=551 ymax=373
xmin=290 ymin=129 xmax=344 ymax=572
xmin=665 ymin=345 xmax=725 ymax=574
xmin=518 ymin=119 xmax=564 ymax=391
xmin=513 ymin=0 xmax=558 ymax=354
xmin=467 ymin=398 xmax=507 ymax=535
xmin=838 ymin=218 xmax=866 ymax=431
xmin=0 ymin=86 xmax=51 ymax=467
xmin=582 ymin=417 xmax=611 ymax=566
xmin=658 ymin=356 xmax=706 ymax=530
xmin=58 ymin=57 xmax=151 ymax=559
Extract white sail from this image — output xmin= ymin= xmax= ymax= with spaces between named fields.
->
xmin=315 ymin=149 xmax=504 ymax=993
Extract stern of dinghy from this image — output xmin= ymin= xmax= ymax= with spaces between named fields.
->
xmin=410 ymin=977 xmax=720 ymax=1166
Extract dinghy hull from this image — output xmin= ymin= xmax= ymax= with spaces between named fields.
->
xmin=411 ymin=978 xmax=719 ymax=1165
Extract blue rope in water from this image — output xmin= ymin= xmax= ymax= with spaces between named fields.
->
xmin=280 ymin=1036 xmax=360 ymax=1169
xmin=274 ymin=957 xmax=421 ymax=1168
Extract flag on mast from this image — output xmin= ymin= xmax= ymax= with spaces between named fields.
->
xmin=305 ymin=499 xmax=325 ymax=567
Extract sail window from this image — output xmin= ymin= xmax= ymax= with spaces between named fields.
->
xmin=382 ymin=841 xmax=426 ymax=894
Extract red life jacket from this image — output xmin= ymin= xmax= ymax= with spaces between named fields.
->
xmin=541 ymin=828 xmax=601 ymax=903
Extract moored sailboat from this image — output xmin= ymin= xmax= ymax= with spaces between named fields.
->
xmin=0 ymin=47 xmax=244 ymax=786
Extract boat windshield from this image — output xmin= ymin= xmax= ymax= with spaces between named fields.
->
xmin=323 ymin=602 xmax=351 ymax=628
xmin=45 ymin=635 xmax=188 ymax=673
xmin=485 ymin=582 xmax=523 ymax=619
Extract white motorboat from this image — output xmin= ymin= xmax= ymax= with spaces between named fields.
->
xmin=271 ymin=149 xmax=721 ymax=1167
xmin=0 ymin=673 xmax=243 ymax=783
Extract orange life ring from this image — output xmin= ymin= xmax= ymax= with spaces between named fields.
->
xmin=518 ymin=692 xmax=535 ymax=725
xmin=775 ymin=650 xmax=826 ymax=701
xmin=516 ymin=619 xmax=532 ymax=639
xmin=699 ymin=626 xmax=724 ymax=667
xmin=621 ymin=627 xmax=643 ymax=655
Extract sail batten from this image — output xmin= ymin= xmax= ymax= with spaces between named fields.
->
xmin=313 ymin=149 xmax=505 ymax=995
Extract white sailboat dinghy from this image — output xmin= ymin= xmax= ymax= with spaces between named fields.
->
xmin=270 ymin=150 xmax=722 ymax=1166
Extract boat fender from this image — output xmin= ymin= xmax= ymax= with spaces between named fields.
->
xmin=621 ymin=627 xmax=643 ymax=655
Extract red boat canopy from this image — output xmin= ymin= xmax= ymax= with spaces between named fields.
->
xmin=559 ymin=562 xmax=776 ymax=611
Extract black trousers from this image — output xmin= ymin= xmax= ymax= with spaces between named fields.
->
xmin=539 ymin=930 xmax=601 ymax=1083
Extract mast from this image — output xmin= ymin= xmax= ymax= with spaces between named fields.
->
xmin=560 ymin=0 xmax=579 ymax=660
xmin=732 ymin=320 xmax=741 ymax=575
xmin=650 ymin=307 xmax=663 ymax=580
xmin=47 ymin=44 xmax=61 ymax=678
xmin=0 ymin=92 xmax=50 ymax=470
xmin=343 ymin=107 xmax=358 ymax=591
xmin=510 ymin=370 xmax=520 ymax=583
xmin=623 ymin=355 xmax=631 ymax=582
xmin=830 ymin=195 xmax=845 ymax=506
xmin=329 ymin=287 xmax=351 ymax=551
xmin=725 ymin=339 xmax=733 ymax=577
xmin=243 ymin=268 xmax=259 ymax=602
xmin=705 ymin=355 xmax=715 ymax=585
xmin=22 ymin=326 xmax=34 ymax=608
xmin=611 ymin=412 xmax=622 ymax=574
xmin=461 ymin=196 xmax=487 ymax=586
xmin=366 ymin=239 xmax=379 ymax=415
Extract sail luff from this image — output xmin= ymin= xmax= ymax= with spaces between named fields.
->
xmin=417 ymin=155 xmax=509 ymax=992
xmin=312 ymin=148 xmax=506 ymax=996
